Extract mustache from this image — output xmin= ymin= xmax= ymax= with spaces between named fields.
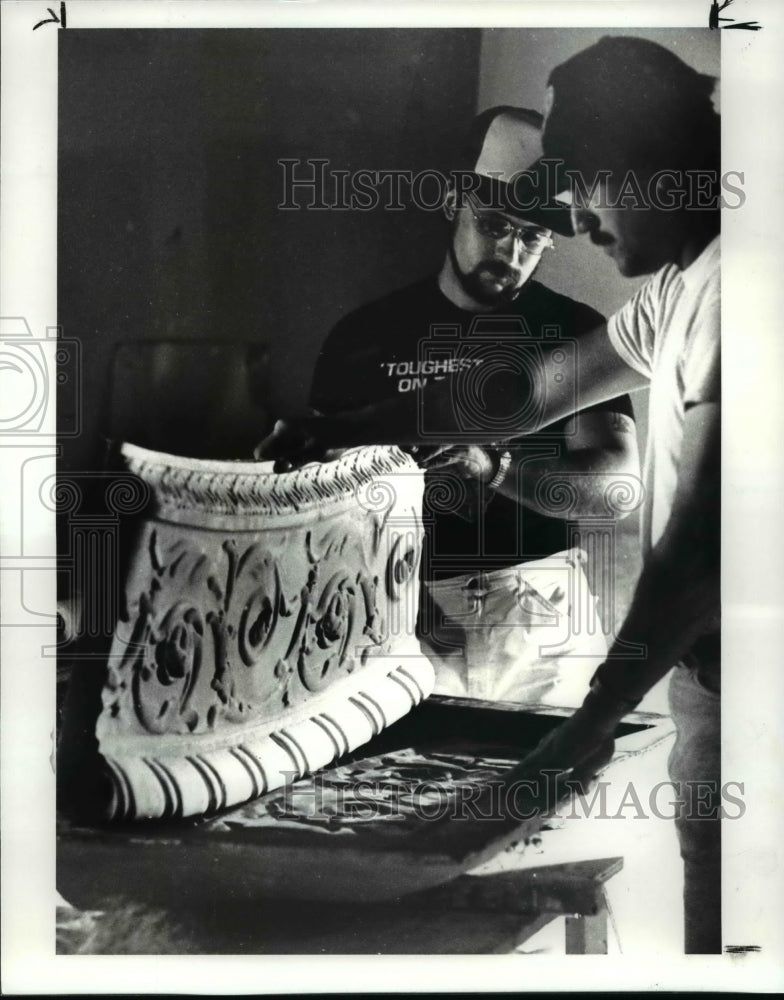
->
xmin=590 ymin=230 xmax=614 ymax=247
xmin=478 ymin=260 xmax=521 ymax=281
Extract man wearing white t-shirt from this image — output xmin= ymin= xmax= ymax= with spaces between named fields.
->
xmin=258 ymin=36 xmax=722 ymax=954
xmin=531 ymin=37 xmax=721 ymax=954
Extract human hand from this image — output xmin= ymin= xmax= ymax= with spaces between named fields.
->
xmin=521 ymin=714 xmax=615 ymax=792
xmin=516 ymin=691 xmax=625 ymax=795
xmin=254 ymin=418 xmax=348 ymax=472
xmin=417 ymin=444 xmax=497 ymax=484
xmin=255 ymin=390 xmax=427 ymax=470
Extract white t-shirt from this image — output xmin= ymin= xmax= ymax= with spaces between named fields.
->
xmin=608 ymin=236 xmax=720 ymax=552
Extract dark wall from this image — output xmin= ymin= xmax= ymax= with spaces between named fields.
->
xmin=58 ymin=29 xmax=481 ymax=470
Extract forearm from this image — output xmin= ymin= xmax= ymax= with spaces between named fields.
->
xmin=313 ymin=329 xmax=646 ymax=449
xmin=501 ymin=522 xmax=718 ymax=783
xmin=317 ymin=382 xmax=531 ymax=447
xmin=317 ymin=385 xmax=458 ymax=447
xmin=493 ymin=445 xmax=640 ymax=519
xmin=594 ymin=402 xmax=720 ymax=703
xmin=595 ymin=522 xmax=719 ymax=703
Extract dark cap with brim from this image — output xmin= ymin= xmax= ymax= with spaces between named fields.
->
xmin=542 ymin=36 xmax=719 ymax=177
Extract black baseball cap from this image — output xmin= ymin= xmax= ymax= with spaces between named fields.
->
xmin=542 ymin=36 xmax=719 ymax=178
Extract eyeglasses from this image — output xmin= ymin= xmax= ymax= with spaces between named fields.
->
xmin=465 ymin=196 xmax=555 ymax=255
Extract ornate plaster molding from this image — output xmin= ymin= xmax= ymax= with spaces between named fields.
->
xmin=59 ymin=444 xmax=433 ymax=821
xmin=120 ymin=442 xmax=423 ymax=526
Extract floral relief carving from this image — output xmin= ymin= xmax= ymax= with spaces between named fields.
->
xmin=104 ymin=498 xmax=419 ymax=740
xmin=106 ymin=528 xmax=380 ymax=734
xmin=72 ymin=444 xmax=435 ymax=821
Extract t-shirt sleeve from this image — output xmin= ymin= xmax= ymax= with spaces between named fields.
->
xmin=577 ymin=390 xmax=635 ymax=420
xmin=607 ymin=267 xmax=674 ymax=379
xmin=683 ymin=290 xmax=720 ymax=408
xmin=572 ymin=302 xmax=635 ymax=421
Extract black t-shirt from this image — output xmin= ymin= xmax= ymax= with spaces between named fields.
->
xmin=311 ymin=275 xmax=634 ymax=576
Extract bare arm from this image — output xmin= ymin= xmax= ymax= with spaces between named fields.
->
xmin=511 ymin=401 xmax=720 ymax=780
xmin=595 ymin=401 xmax=720 ymax=697
xmin=493 ymin=409 xmax=641 ymax=520
xmin=257 ymin=322 xmax=648 ymax=459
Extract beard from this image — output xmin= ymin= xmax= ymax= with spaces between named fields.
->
xmin=447 ymin=241 xmax=538 ymax=308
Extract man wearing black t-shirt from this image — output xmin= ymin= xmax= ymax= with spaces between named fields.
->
xmin=309 ymin=108 xmax=640 ymax=705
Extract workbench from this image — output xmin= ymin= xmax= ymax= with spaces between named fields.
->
xmin=57 ymin=696 xmax=672 ymax=955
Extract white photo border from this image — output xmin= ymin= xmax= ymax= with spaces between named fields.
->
xmin=1 ymin=0 xmax=783 ymax=992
